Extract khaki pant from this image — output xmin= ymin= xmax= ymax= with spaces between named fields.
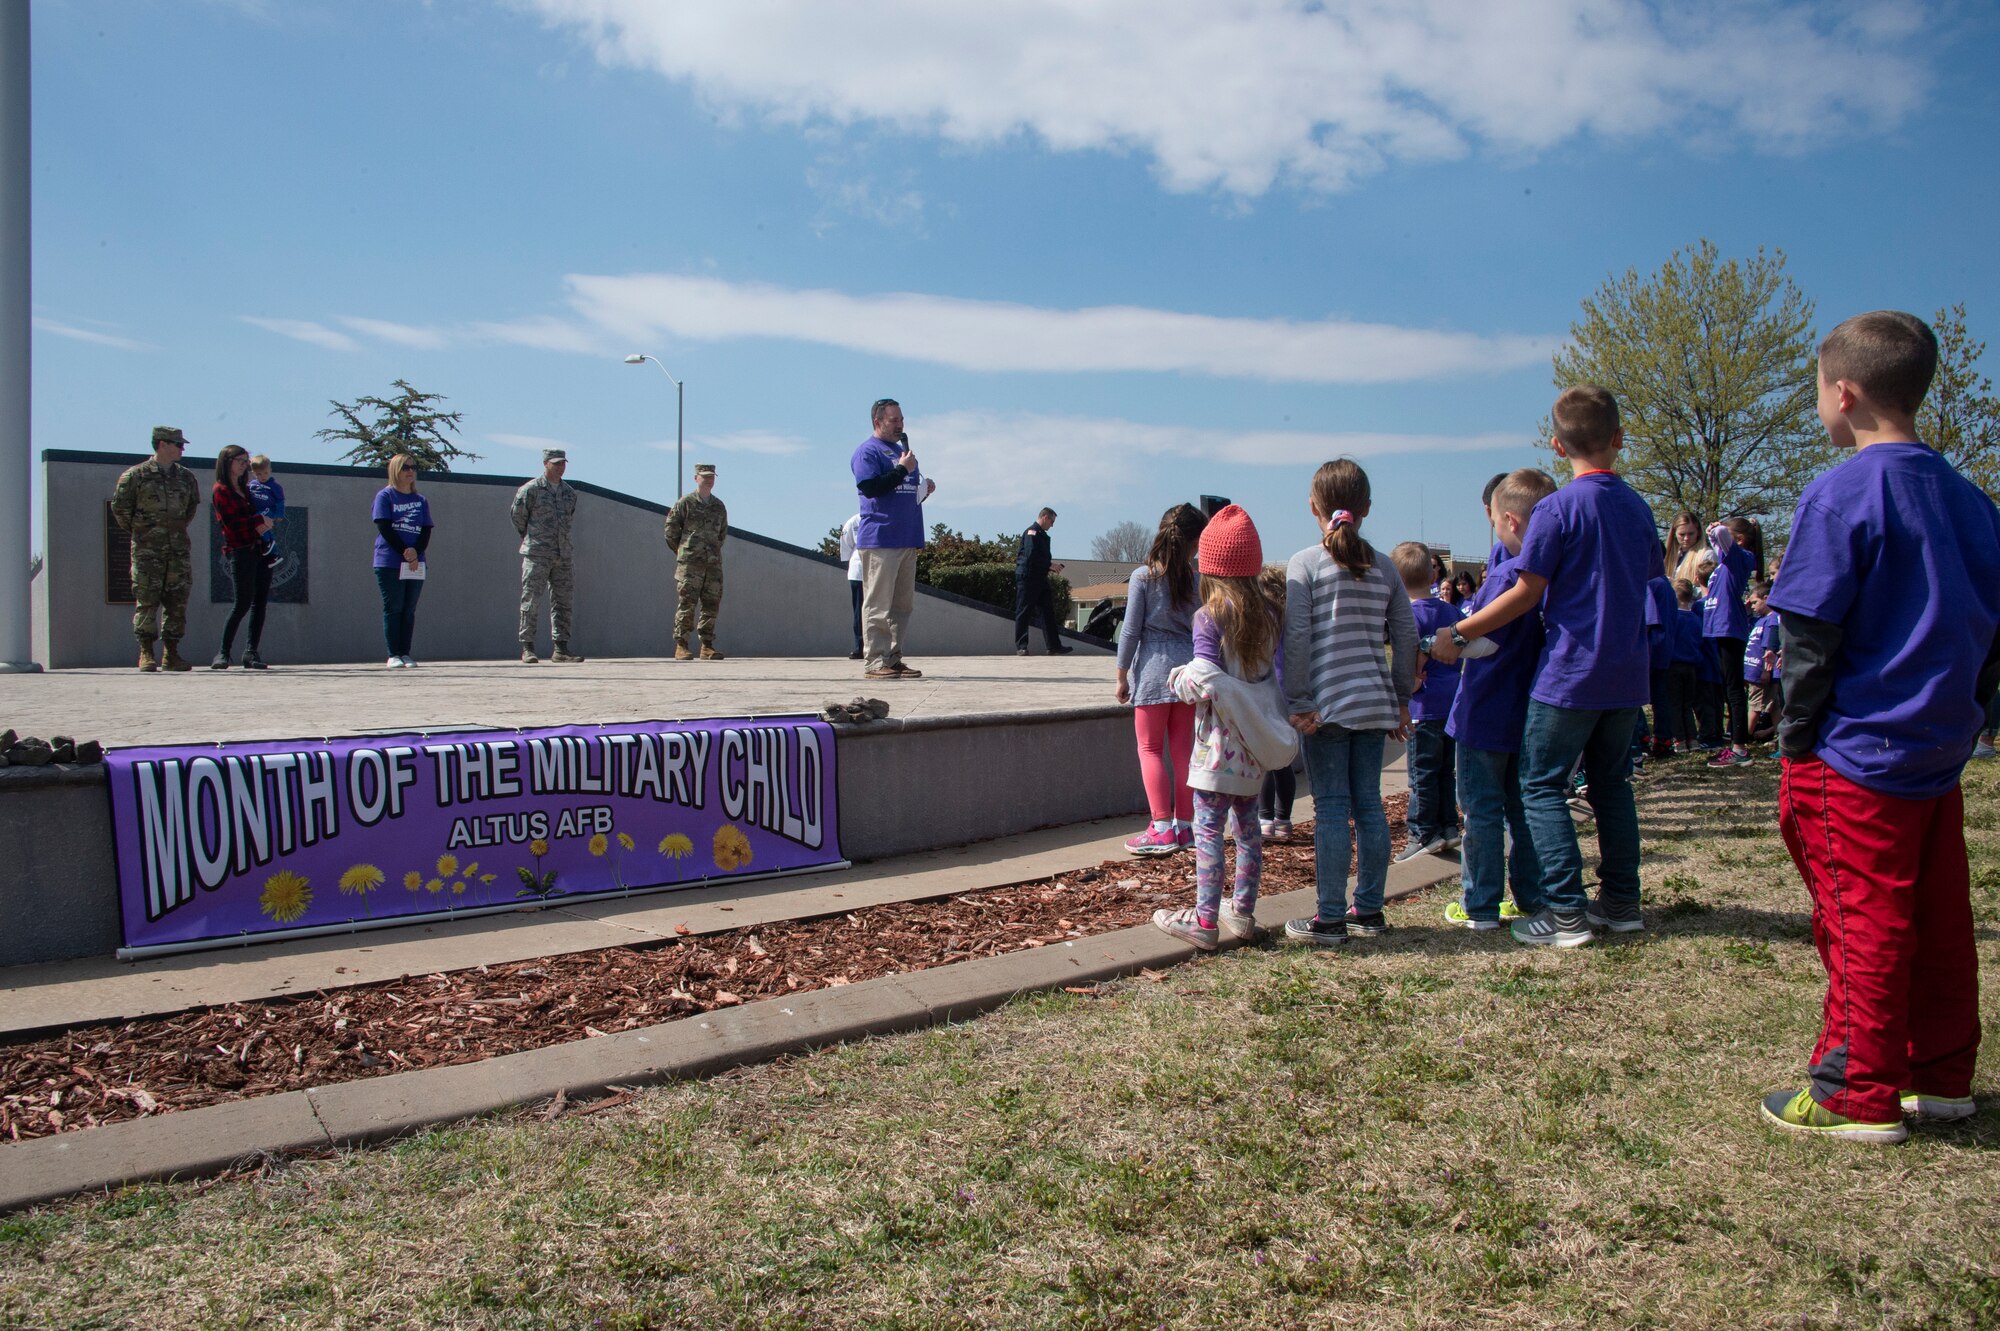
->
xmin=859 ymin=546 xmax=917 ymax=670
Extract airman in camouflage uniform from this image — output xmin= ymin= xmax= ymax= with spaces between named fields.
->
xmin=110 ymin=426 xmax=201 ymax=672
xmin=511 ymin=448 xmax=584 ymax=664
xmin=662 ymin=463 xmax=727 ymax=660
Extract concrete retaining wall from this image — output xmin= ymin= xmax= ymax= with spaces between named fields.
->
xmin=36 ymin=451 xmax=1108 ymax=669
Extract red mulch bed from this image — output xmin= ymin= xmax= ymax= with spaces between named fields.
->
xmin=2 ymin=796 xmax=1408 ymax=1142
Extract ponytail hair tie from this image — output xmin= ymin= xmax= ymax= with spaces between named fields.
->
xmin=1326 ymin=510 xmax=1356 ymax=531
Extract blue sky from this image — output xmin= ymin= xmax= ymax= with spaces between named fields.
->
xmin=30 ymin=0 xmax=2000 ymax=565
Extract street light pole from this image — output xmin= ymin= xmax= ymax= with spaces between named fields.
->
xmin=623 ymin=354 xmax=684 ymax=497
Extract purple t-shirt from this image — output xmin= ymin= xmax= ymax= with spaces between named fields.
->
xmin=371 ymin=487 xmax=431 ymax=569
xmin=1409 ymin=596 xmax=1462 ymax=722
xmin=1702 ymin=557 xmax=1749 ymax=641
xmin=1445 ymin=551 xmax=1546 ymax=754
xmin=1743 ymin=612 xmax=1780 ymax=683
xmin=1515 ymin=471 xmax=1656 ymax=711
xmin=1670 ymin=607 xmax=1702 ymax=665
xmin=849 ymin=435 xmax=926 ymax=549
xmin=1643 ymin=575 xmax=1677 ymax=670
xmin=1768 ymin=441 xmax=2000 ymax=799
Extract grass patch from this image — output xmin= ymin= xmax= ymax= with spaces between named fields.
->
xmin=4 ymin=759 xmax=1999 ymax=1329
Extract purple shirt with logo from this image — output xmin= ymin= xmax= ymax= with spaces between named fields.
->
xmin=1409 ymin=596 xmax=1463 ymax=722
xmin=1515 ymin=471 xmax=1656 ymax=711
xmin=1446 ymin=551 xmax=1546 ymax=754
xmin=849 ymin=435 xmax=926 ymax=549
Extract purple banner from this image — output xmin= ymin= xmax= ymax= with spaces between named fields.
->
xmin=107 ymin=717 xmax=843 ymax=956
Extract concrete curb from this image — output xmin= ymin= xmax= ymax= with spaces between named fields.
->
xmin=0 ymin=854 xmax=1465 ymax=1212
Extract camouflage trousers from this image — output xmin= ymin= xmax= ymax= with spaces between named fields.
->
xmin=520 ymin=556 xmax=574 ymax=647
xmin=131 ymin=545 xmax=192 ymax=643
xmin=673 ymin=562 xmax=722 ymax=647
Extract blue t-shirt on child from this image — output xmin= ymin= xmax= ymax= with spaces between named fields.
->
xmin=1643 ymin=575 xmax=1677 ymax=671
xmin=1515 ymin=470 xmax=1656 ymax=711
xmin=371 ymin=487 xmax=431 ymax=569
xmin=1768 ymin=441 xmax=2000 ymax=799
xmin=1670 ymin=607 xmax=1702 ymax=665
xmin=1446 ymin=551 xmax=1546 ymax=754
xmin=1409 ymin=596 xmax=1462 ymax=722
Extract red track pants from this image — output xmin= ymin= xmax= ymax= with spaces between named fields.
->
xmin=1777 ymin=756 xmax=1982 ymax=1123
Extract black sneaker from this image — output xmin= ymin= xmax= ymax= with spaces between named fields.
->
xmin=1347 ymin=910 xmax=1388 ymax=936
xmin=848 ymin=650 xmax=864 ymax=660
xmin=209 ymin=652 xmax=230 ymax=670
xmin=1050 ymin=645 xmax=1074 ymax=655
xmin=1284 ymin=916 xmax=1349 ymax=947
xmin=1511 ymin=907 xmax=1595 ymax=948
xmin=1585 ymin=897 xmax=1644 ymax=933
xmin=241 ymin=650 xmax=267 ymax=671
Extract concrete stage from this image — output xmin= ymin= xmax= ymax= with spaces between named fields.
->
xmin=0 ymin=654 xmax=1120 ymax=748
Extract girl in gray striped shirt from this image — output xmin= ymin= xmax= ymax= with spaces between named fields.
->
xmin=1281 ymin=460 xmax=1418 ymax=947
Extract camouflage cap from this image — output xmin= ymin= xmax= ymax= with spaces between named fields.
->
xmin=151 ymin=426 xmax=188 ymax=448
xmin=543 ymin=448 xmax=567 ymax=462
xmin=694 ymin=463 xmax=717 ymax=476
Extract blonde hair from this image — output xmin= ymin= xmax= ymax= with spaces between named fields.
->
xmin=1200 ymin=573 xmax=1277 ymax=678
xmin=249 ymin=454 xmax=271 ymax=472
xmin=387 ymin=454 xmax=420 ymax=486
xmin=1389 ymin=541 xmax=1433 ymax=589
xmin=1492 ymin=468 xmax=1558 ymax=522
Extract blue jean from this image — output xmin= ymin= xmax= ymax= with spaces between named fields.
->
xmin=1519 ymin=701 xmax=1642 ymax=917
xmin=374 ymin=565 xmax=424 ymax=659
xmin=1405 ymin=719 xmax=1458 ymax=842
xmin=1303 ymin=724 xmax=1390 ymax=919
xmin=1456 ymin=743 xmax=1544 ymax=921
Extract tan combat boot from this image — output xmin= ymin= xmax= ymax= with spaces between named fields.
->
xmin=160 ymin=639 xmax=194 ymax=672
xmin=674 ymin=644 xmax=693 ymax=661
xmin=137 ymin=639 xmax=158 ymax=673
xmin=551 ymin=645 xmax=585 ymax=663
xmin=700 ymin=645 xmax=725 ymax=661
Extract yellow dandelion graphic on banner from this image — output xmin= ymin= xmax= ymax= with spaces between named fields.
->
xmin=452 ymin=881 xmax=468 ymax=895
xmin=403 ymin=870 xmax=423 ymax=892
xmin=617 ymin=832 xmax=635 ymax=852
xmin=435 ymin=853 xmax=458 ymax=878
xmin=659 ymin=833 xmax=693 ymax=859
xmin=260 ymin=870 xmax=312 ymax=924
xmin=338 ymin=864 xmax=384 ymax=897
xmin=712 ymin=824 xmax=754 ymax=872
xmin=479 ymin=873 xmax=496 ymax=884
xmin=425 ymin=877 xmax=444 ymax=894
xmin=589 ymin=832 xmax=608 ymax=857
xmin=529 ymin=839 xmax=550 ymax=858
xmin=463 ymin=861 xmax=479 ymax=877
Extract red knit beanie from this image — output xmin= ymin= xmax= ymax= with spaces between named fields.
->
xmin=1198 ymin=504 xmax=1263 ymax=578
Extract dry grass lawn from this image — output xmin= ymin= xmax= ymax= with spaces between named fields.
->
xmin=4 ymin=757 xmax=1999 ymax=1329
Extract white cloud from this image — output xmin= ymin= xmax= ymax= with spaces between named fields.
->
xmin=914 ymin=409 xmax=1529 ymax=507
xmin=338 ymin=316 xmax=452 ymax=351
xmin=686 ymin=429 xmax=811 ymax=457
xmin=241 ymin=316 xmax=357 ymax=351
xmin=32 ymin=317 xmax=152 ymax=352
xmin=489 ymin=433 xmax=574 ymax=453
xmin=468 ymin=315 xmax=608 ymax=355
xmin=525 ymin=0 xmax=1923 ymax=195
xmin=564 ymin=272 xmax=1551 ymax=383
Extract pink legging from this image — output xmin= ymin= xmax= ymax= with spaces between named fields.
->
xmin=1134 ymin=701 xmax=1196 ymax=823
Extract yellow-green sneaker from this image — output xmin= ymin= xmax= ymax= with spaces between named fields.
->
xmin=1500 ymin=899 xmax=1523 ymax=920
xmin=1899 ymin=1091 xmax=1976 ymax=1121
xmin=1443 ymin=901 xmax=1501 ymax=931
xmin=1760 ymin=1089 xmax=1907 ymax=1143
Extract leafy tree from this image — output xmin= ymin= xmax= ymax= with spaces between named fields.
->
xmin=316 ymin=379 xmax=480 ymax=472
xmin=817 ymin=525 xmax=843 ymax=558
xmin=1553 ymin=240 xmax=1827 ymax=534
xmin=1920 ymin=303 xmax=2000 ymax=500
xmin=1090 ymin=520 xmax=1150 ymax=562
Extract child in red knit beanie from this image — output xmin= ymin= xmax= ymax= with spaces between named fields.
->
xmin=1154 ymin=505 xmax=1298 ymax=951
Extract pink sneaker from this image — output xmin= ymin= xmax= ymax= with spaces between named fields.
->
xmin=1707 ymin=748 xmax=1751 ymax=769
xmin=1126 ymin=826 xmax=1180 ymax=856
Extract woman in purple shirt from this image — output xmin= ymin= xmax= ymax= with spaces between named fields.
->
xmin=371 ymin=454 xmax=433 ymax=669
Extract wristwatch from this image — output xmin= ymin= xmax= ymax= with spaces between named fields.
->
xmin=1448 ymin=627 xmax=1469 ymax=649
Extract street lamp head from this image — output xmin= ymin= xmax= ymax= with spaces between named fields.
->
xmin=622 ymin=354 xmax=646 ymax=364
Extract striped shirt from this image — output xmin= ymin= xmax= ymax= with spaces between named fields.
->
xmin=1283 ymin=541 xmax=1417 ymax=731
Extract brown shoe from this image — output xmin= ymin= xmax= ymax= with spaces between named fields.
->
xmin=137 ymin=641 xmax=158 ymax=673
xmin=674 ymin=644 xmax=693 ymax=661
xmin=160 ymin=641 xmax=194 ymax=672
xmin=864 ymin=666 xmax=900 ymax=679
xmin=700 ymin=646 xmax=725 ymax=661
xmin=551 ymin=646 xmax=585 ymax=663
xmin=889 ymin=662 xmax=923 ymax=679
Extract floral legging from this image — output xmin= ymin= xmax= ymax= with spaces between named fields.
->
xmin=1193 ymin=789 xmax=1263 ymax=921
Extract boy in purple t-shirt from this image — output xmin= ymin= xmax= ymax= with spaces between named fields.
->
xmin=1441 ymin=469 xmax=1557 ymax=928
xmin=1432 ymin=386 xmax=1657 ymax=947
xmin=1760 ymin=311 xmax=2000 ymax=1143
xmin=1391 ymin=542 xmax=1463 ymax=859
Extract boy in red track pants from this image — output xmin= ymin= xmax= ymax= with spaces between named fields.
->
xmin=1763 ymin=311 xmax=2000 ymax=1143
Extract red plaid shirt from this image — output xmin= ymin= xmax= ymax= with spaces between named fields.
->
xmin=212 ymin=482 xmax=264 ymax=552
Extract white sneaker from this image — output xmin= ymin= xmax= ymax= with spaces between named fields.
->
xmin=399 ymin=656 xmax=420 ymax=668
xmin=386 ymin=656 xmax=407 ymax=669
xmin=1220 ymin=902 xmax=1260 ymax=943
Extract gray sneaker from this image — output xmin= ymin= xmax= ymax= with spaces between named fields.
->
xmin=1585 ymin=897 xmax=1645 ymax=933
xmin=1219 ymin=902 xmax=1259 ymax=944
xmin=1152 ymin=907 xmax=1218 ymax=952
xmin=1511 ymin=907 xmax=1594 ymax=948
xmin=1394 ymin=836 xmax=1444 ymax=863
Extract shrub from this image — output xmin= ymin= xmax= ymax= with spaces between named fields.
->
xmin=923 ymin=562 xmax=1073 ymax=624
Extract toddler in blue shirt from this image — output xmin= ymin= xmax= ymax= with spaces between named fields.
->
xmin=1393 ymin=542 xmax=1463 ymax=859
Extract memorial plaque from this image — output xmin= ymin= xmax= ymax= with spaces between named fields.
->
xmin=104 ymin=502 xmax=134 ymax=603
xmin=209 ymin=507 xmax=310 ymax=604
